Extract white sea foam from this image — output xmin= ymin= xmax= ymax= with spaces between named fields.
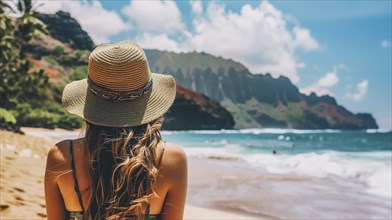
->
xmin=160 ymin=131 xmax=175 ymax=135
xmin=242 ymin=151 xmax=392 ymax=199
xmin=172 ymin=128 xmax=345 ymax=135
xmin=183 ymin=146 xmax=242 ymax=160
xmin=167 ymin=129 xmax=391 ymax=200
xmin=240 ymin=128 xmax=344 ymax=134
xmin=183 ymin=146 xmax=392 ymax=199
xmin=366 ymin=129 xmax=392 ymax=133
xmin=341 ymin=151 xmax=392 ymax=160
xmin=163 ymin=128 xmax=391 ymax=135
xmin=190 ymin=130 xmax=239 ymax=134
xmin=165 ymin=128 xmax=392 ymax=135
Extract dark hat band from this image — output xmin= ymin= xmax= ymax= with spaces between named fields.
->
xmin=87 ymin=76 xmax=153 ymax=102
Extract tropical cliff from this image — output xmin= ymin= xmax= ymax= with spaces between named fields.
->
xmin=1 ymin=9 xmax=378 ymax=130
xmin=144 ymin=50 xmax=378 ymax=129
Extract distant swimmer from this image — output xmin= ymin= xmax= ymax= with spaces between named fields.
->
xmin=273 ymin=150 xmax=280 ymax=155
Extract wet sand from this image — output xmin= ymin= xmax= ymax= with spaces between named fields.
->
xmin=186 ymin=155 xmax=391 ymax=219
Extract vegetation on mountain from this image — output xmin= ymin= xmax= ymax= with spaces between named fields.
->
xmin=144 ymin=50 xmax=378 ymax=129
xmin=0 ymin=1 xmax=82 ymax=131
xmin=1 ymin=7 xmax=234 ymax=130
xmin=1 ymin=6 xmax=377 ymax=130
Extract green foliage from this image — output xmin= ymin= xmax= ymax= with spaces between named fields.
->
xmin=16 ymin=108 xmax=82 ymax=129
xmin=222 ymin=97 xmax=313 ymax=128
xmin=43 ymin=55 xmax=60 ymax=66
xmin=19 ymin=108 xmax=61 ymax=128
xmin=0 ymin=108 xmax=17 ymax=124
xmin=11 ymin=102 xmax=83 ymax=129
xmin=1 ymin=0 xmax=49 ymax=107
xmin=0 ymin=0 xmax=82 ymax=130
xmin=70 ymin=65 xmax=88 ymax=81
xmin=58 ymin=113 xmax=83 ymax=129
xmin=74 ymin=50 xmax=84 ymax=59
xmin=52 ymin=45 xmax=64 ymax=56
xmin=55 ymin=50 xmax=88 ymax=67
xmin=145 ymin=49 xmax=248 ymax=74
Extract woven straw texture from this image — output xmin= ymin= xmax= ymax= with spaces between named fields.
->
xmin=62 ymin=41 xmax=176 ymax=127
xmin=88 ymin=41 xmax=150 ymax=91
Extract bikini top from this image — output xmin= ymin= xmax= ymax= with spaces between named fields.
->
xmin=66 ymin=140 xmax=164 ymax=220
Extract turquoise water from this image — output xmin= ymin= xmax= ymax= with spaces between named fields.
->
xmin=163 ymin=129 xmax=391 ymax=154
xmin=162 ymin=129 xmax=392 ymax=199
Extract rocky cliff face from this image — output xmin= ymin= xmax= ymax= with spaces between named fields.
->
xmin=36 ymin=11 xmax=95 ymax=51
xmin=163 ymin=86 xmax=235 ymax=130
xmin=33 ymin=11 xmax=378 ymax=130
xmin=144 ymin=49 xmax=378 ymax=129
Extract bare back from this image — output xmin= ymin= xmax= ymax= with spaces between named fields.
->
xmin=44 ymin=139 xmax=187 ymax=219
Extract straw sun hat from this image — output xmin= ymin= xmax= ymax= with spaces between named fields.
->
xmin=62 ymin=40 xmax=176 ymax=127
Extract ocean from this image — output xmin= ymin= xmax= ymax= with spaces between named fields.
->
xmin=162 ymin=129 xmax=392 ymax=219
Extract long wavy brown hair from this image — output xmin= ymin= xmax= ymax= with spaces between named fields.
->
xmin=83 ymin=116 xmax=164 ymax=220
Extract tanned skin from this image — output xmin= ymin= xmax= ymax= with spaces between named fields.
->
xmin=45 ymin=140 xmax=187 ymax=219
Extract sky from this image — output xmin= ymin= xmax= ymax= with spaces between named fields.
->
xmin=35 ymin=0 xmax=392 ymax=129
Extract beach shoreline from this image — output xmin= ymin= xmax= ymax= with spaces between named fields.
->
xmin=1 ymin=127 xmax=391 ymax=219
xmin=0 ymin=128 xmax=261 ymax=219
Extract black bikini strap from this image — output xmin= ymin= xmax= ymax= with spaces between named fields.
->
xmin=70 ymin=140 xmax=85 ymax=211
xmin=146 ymin=203 xmax=150 ymax=215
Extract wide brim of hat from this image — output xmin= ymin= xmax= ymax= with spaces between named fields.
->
xmin=62 ymin=73 xmax=176 ymax=127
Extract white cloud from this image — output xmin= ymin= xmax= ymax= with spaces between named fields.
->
xmin=381 ymin=40 xmax=390 ymax=48
xmin=122 ymin=0 xmax=184 ymax=35
xmin=292 ymin=27 xmax=319 ymax=50
xmin=35 ymin=0 xmax=128 ymax=44
xmin=36 ymin=0 xmax=319 ymax=84
xmin=297 ymin=62 xmax=306 ymax=69
xmin=190 ymin=1 xmax=203 ymax=15
xmin=300 ymin=67 xmax=340 ymax=96
xmin=185 ymin=1 xmax=319 ymax=83
xmin=136 ymin=33 xmax=184 ymax=52
xmin=129 ymin=1 xmax=318 ymax=83
xmin=300 ymin=85 xmax=335 ymax=96
xmin=128 ymin=1 xmax=319 ymax=83
xmin=317 ymin=70 xmax=339 ymax=87
xmin=346 ymin=80 xmax=368 ymax=101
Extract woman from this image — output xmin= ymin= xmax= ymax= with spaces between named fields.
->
xmin=44 ymin=41 xmax=187 ymax=220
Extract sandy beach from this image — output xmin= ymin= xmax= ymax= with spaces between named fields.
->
xmin=2 ymin=128 xmax=391 ymax=219
xmin=0 ymin=128 xmax=259 ymax=219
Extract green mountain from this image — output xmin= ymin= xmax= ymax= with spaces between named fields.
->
xmin=144 ymin=49 xmax=378 ymax=129
xmin=10 ymin=10 xmax=376 ymax=130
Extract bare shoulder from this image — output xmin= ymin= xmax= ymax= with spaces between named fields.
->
xmin=160 ymin=142 xmax=188 ymax=184
xmin=161 ymin=142 xmax=187 ymax=167
xmin=46 ymin=139 xmax=70 ymax=168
